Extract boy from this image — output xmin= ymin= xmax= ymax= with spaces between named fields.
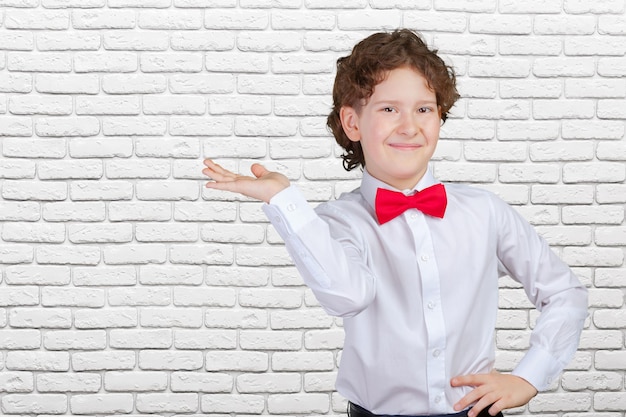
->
xmin=203 ymin=29 xmax=588 ymax=417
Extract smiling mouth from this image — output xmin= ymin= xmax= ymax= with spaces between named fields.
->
xmin=389 ymin=143 xmax=423 ymax=150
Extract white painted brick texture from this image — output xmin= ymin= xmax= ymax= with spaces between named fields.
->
xmin=0 ymin=2 xmax=624 ymax=416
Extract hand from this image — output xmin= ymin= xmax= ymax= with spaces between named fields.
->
xmin=202 ymin=159 xmax=290 ymax=203
xmin=451 ymin=372 xmax=538 ymax=417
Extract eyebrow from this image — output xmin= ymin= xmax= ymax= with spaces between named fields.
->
xmin=370 ymin=99 xmax=438 ymax=106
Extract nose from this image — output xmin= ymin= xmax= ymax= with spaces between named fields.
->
xmin=398 ymin=112 xmax=419 ymax=137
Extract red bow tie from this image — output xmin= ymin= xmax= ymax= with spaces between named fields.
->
xmin=375 ymin=184 xmax=447 ymax=225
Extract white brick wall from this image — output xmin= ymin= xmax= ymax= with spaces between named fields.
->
xmin=0 ymin=2 xmax=624 ymax=416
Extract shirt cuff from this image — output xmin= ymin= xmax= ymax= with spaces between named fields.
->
xmin=262 ymin=185 xmax=318 ymax=235
xmin=512 ymin=346 xmax=561 ymax=391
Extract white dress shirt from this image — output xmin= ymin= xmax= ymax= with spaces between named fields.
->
xmin=262 ymin=169 xmax=588 ymax=416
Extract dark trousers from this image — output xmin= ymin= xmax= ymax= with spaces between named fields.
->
xmin=348 ymin=401 xmax=504 ymax=417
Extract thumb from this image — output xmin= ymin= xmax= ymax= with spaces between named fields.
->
xmin=250 ymin=163 xmax=269 ymax=178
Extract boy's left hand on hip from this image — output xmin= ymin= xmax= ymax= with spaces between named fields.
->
xmin=451 ymin=371 xmax=538 ymax=417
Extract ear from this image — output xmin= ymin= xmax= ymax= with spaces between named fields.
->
xmin=340 ymin=106 xmax=361 ymax=142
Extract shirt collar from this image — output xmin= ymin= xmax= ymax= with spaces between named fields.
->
xmin=360 ymin=167 xmax=440 ymax=212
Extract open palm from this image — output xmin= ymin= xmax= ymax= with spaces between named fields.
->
xmin=202 ymin=159 xmax=290 ymax=203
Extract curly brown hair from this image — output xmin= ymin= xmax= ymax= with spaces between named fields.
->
xmin=327 ymin=29 xmax=460 ymax=171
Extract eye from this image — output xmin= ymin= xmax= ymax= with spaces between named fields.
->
xmin=418 ymin=107 xmax=433 ymax=113
xmin=382 ymin=107 xmax=396 ymax=113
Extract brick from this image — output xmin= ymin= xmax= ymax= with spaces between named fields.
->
xmin=104 ymin=371 xmax=167 ymax=392
xmin=72 ymin=351 xmax=136 ymax=371
xmin=598 ymin=58 xmax=626 ymax=77
xmin=238 ymin=74 xmax=299 ymax=95
xmin=589 ymin=288 xmax=624 ymax=308
xmin=465 ymin=142 xmax=527 ymax=161
xmin=304 ymin=328 xmax=345 ymax=350
xmin=0 ymin=372 xmax=34 ymax=393
xmin=104 ymin=30 xmax=168 ymax=52
xmin=599 ymin=99 xmax=626 ymax=119
xmin=68 ymin=223 xmax=133 ymax=244
xmin=36 ymin=74 xmax=99 ymax=94
xmin=370 ymin=0 xmax=429 ymax=7
xmin=136 ymin=223 xmax=198 ymax=242
xmin=103 ymin=244 xmax=167 ymax=265
xmin=42 ymin=0 xmax=105 ymax=7
xmin=498 ymin=163 xmax=559 ymax=183
xmin=74 ymin=52 xmax=137 ymax=73
xmin=272 ymin=351 xmax=335 ymax=371
xmin=36 ymin=116 xmax=100 ymax=137
xmin=169 ymin=243 xmax=234 ymax=265
xmin=205 ymin=308 xmax=267 ymax=329
xmin=594 ymin=392 xmax=626 ymax=412
xmin=43 ymin=330 xmax=106 ymax=350
xmin=136 ymin=180 xmax=199 ymax=200
xmin=37 ymin=32 xmax=100 ymax=51
xmin=41 ymin=287 xmax=104 ymax=308
xmin=140 ymin=307 xmax=203 ymax=328
xmin=5 ymin=265 xmax=70 ymax=286
xmin=0 ymin=287 xmax=39 ymax=307
xmin=0 ymin=73 xmax=32 ymax=93
xmin=205 ymin=350 xmax=268 ymax=372
xmin=9 ymin=308 xmax=72 ymax=329
xmin=469 ymin=57 xmax=530 ymax=77
xmin=432 ymin=34 xmax=495 ymax=56
xmin=337 ymin=10 xmax=400 ymax=30
xmin=102 ymin=74 xmax=166 ymax=94
xmin=529 ymin=393 xmax=591 ymax=412
xmin=240 ymin=0 xmax=299 ymax=6
xmin=74 ymin=308 xmax=137 ymax=329
xmin=469 ymin=15 xmax=531 ymax=34
xmin=595 ymin=268 xmax=626 ymax=287
xmin=533 ymin=58 xmax=596 ymax=77
xmin=174 ymin=329 xmax=237 ymax=349
xmin=565 ymin=161 xmax=626 ymax=183
xmin=304 ymin=372 xmax=337 ymax=392
xmin=597 ymin=142 xmax=626 ymax=161
xmin=499 ymin=0 xmax=562 ymax=13
xmin=205 ymin=266 xmax=269 ymax=287
xmin=535 ymin=226 xmax=592 ymax=246
xmin=0 ymin=116 xmax=32 ymax=136
xmin=564 ymin=0 xmax=625 ymax=14
xmin=594 ymin=309 xmax=626 ymax=329
xmin=566 ymin=37 xmax=626 ymax=56
xmin=171 ymin=371 xmax=232 ymax=392
xmin=171 ymin=31 xmax=234 ymax=51
xmin=597 ymin=185 xmax=626 ymax=204
xmin=141 ymin=53 xmax=203 ymax=73
xmin=240 ymin=330 xmax=302 ymax=350
xmin=562 ymin=247 xmax=624 ymax=267
xmin=271 ymin=53 xmax=335 ymax=74
xmin=596 ymin=226 xmax=626 ymax=246
xmin=238 ymin=31 xmax=301 ymax=52
xmin=201 ymin=393 xmax=265 ymax=414
xmin=566 ymin=79 xmax=626 ymax=99
xmin=0 ymin=202 xmax=40 ymax=221
xmin=108 ymin=202 xmax=171 ymax=221
xmin=108 ymin=287 xmax=171 ymax=306
xmin=595 ymin=350 xmax=626 ymax=370
xmin=403 ymin=11 xmax=466 ymax=32
xmin=271 ymin=309 xmax=333 ymax=329
xmin=534 ymin=15 xmax=596 ymax=35
xmin=42 ymin=202 xmax=105 ymax=222
xmin=106 ymin=158 xmax=169 ymax=179
xmin=6 ymin=351 xmax=69 ymax=371
xmin=531 ymin=185 xmax=593 ymax=204
xmin=534 ymin=99 xmax=595 ymax=120
xmin=209 ymin=95 xmax=270 ymax=115
xmin=170 ymin=116 xmax=233 ymax=136
xmin=433 ymin=162 xmax=496 ymax=183
xmin=136 ymin=393 xmax=199 ymax=413
xmin=0 ymin=244 xmax=33 ymax=264
xmin=268 ymin=393 xmax=330 ymax=413
xmin=110 ymin=329 xmax=172 ymax=349
xmin=599 ymin=15 xmax=626 ymax=34
xmin=2 ymin=223 xmax=65 ymax=243
xmin=562 ymin=205 xmax=624 ymax=225
xmin=201 ymin=223 xmax=264 ymax=243
xmin=530 ymin=141 xmax=593 ymax=162
xmin=76 ymin=96 xmax=140 ymax=115
xmin=5 ymin=9 xmax=69 ymax=29
xmin=205 ymin=52 xmax=268 ymax=73
xmin=39 ymin=159 xmax=103 ymax=180
xmin=236 ymin=245 xmax=293 ymax=266
xmin=9 ymin=95 xmax=72 ymax=115
xmin=440 ymin=120 xmax=495 ymax=140
xmin=139 ymin=350 xmax=203 ymax=370
xmin=205 ymin=9 xmax=268 ymax=29
xmin=237 ymin=373 xmax=301 ymax=393
xmin=499 ymin=36 xmax=562 ymax=56
xmin=1 ymin=394 xmax=67 ymax=414
xmin=434 ymin=0 xmax=495 ymax=12
xmin=0 ymin=31 xmax=34 ymax=51
xmin=272 ymin=10 xmax=335 ymax=30
xmin=0 ymin=330 xmax=41 ymax=350
xmin=305 ymin=0 xmax=367 ymax=7
xmin=70 ymin=394 xmax=133 ymax=414
xmin=72 ymin=10 xmax=136 ymax=29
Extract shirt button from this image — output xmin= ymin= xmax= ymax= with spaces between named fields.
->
xmin=427 ymin=301 xmax=435 ymax=310
xmin=433 ymin=349 xmax=441 ymax=358
xmin=287 ymin=203 xmax=296 ymax=212
xmin=435 ymin=395 xmax=442 ymax=403
xmin=420 ymin=254 xmax=429 ymax=262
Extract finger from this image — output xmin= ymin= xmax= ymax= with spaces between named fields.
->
xmin=468 ymin=393 xmax=497 ymax=417
xmin=451 ymin=374 xmax=487 ymax=387
xmin=204 ymin=160 xmax=238 ymax=178
xmin=250 ymin=163 xmax=269 ymax=179
xmin=453 ymin=386 xmax=487 ymax=411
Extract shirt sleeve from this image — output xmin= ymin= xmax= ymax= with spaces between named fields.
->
xmin=262 ymin=185 xmax=376 ymax=317
xmin=491 ymin=194 xmax=589 ymax=391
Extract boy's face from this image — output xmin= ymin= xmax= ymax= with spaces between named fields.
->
xmin=340 ymin=66 xmax=441 ymax=190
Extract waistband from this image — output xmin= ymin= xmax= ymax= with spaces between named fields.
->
xmin=348 ymin=402 xmax=470 ymax=417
